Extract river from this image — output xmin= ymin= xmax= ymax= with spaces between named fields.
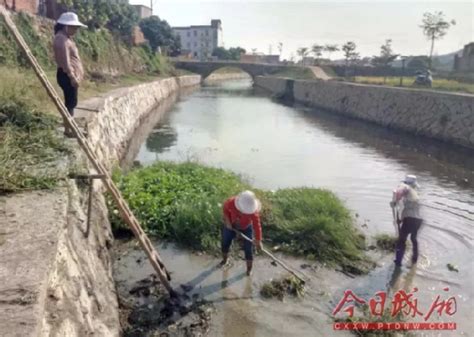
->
xmin=114 ymin=78 xmax=474 ymax=336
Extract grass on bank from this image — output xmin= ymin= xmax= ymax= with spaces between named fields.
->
xmin=352 ymin=76 xmax=474 ymax=94
xmin=0 ymin=98 xmax=69 ymax=194
xmin=109 ymin=162 xmax=371 ymax=271
xmin=0 ymin=66 xmax=162 ymax=116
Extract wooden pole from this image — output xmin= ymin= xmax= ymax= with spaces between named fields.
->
xmin=233 ymin=229 xmax=308 ymax=283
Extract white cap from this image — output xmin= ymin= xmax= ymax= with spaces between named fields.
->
xmin=235 ymin=190 xmax=261 ymax=215
xmin=403 ymin=175 xmax=420 ymax=188
xmin=57 ymin=12 xmax=87 ymax=27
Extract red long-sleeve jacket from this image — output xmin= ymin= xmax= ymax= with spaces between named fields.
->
xmin=223 ymin=197 xmax=262 ymax=241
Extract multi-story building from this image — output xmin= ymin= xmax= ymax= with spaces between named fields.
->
xmin=131 ymin=4 xmax=152 ymax=19
xmin=454 ymin=42 xmax=474 ymax=73
xmin=172 ymin=20 xmax=223 ymax=60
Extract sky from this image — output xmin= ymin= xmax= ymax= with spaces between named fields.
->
xmin=129 ymin=0 xmax=473 ymax=60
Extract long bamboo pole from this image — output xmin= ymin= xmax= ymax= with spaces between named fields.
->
xmin=0 ymin=6 xmax=175 ymax=295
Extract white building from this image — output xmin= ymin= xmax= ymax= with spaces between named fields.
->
xmin=172 ymin=20 xmax=223 ymax=60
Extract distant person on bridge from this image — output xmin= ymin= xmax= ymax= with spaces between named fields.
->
xmin=53 ymin=12 xmax=86 ymax=137
xmin=390 ymin=175 xmax=423 ymax=267
xmin=221 ymin=190 xmax=263 ymax=276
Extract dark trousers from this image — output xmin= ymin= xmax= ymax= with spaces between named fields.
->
xmin=221 ymin=225 xmax=253 ymax=261
xmin=395 ymin=217 xmax=423 ymax=266
xmin=56 ymin=68 xmax=78 ymax=116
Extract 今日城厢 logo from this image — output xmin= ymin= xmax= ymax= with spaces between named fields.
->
xmin=332 ymin=287 xmax=457 ymax=331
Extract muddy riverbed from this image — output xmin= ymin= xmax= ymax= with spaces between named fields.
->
xmin=114 ymin=79 xmax=473 ymax=336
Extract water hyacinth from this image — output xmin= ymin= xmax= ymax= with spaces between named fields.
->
xmin=109 ymin=161 xmax=370 ymax=269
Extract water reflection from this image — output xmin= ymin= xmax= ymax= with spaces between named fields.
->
xmin=145 ymin=125 xmax=178 ymax=153
xmin=294 ymin=106 xmax=474 ymax=191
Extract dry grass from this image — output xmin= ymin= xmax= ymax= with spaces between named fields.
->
xmin=352 ymin=76 xmax=474 ymax=94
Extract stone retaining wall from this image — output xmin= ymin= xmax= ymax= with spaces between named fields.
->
xmin=255 ymin=76 xmax=474 ymax=149
xmin=76 ymin=75 xmax=201 ymax=170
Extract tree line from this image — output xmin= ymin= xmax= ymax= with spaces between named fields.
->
xmin=295 ymin=11 xmax=455 ymax=70
xmin=59 ymin=0 xmax=181 ymax=56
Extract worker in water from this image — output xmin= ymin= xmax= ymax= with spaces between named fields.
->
xmin=221 ymin=190 xmax=263 ymax=275
xmin=53 ymin=12 xmax=86 ymax=137
xmin=390 ymin=175 xmax=423 ymax=267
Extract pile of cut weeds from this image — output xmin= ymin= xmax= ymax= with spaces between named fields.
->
xmin=0 ymin=99 xmax=69 ymax=194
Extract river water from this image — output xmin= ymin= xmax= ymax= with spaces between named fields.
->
xmin=115 ymin=79 xmax=474 ymax=336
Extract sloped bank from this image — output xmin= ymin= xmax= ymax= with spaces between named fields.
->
xmin=0 ymin=75 xmax=200 ymax=336
xmin=255 ymin=76 xmax=474 ymax=150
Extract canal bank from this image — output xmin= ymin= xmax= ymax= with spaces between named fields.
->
xmin=0 ymin=75 xmax=200 ymax=336
xmin=254 ymin=76 xmax=474 ymax=150
xmin=120 ymin=79 xmax=473 ymax=336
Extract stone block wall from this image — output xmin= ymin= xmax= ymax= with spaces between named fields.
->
xmin=255 ymin=76 xmax=474 ymax=150
xmin=77 ymin=75 xmax=201 ymax=170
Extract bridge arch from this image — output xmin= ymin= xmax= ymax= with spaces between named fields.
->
xmin=204 ymin=66 xmax=252 ymax=81
xmin=172 ymin=61 xmax=288 ymax=82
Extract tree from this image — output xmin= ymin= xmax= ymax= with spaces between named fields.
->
xmin=212 ymin=47 xmax=231 ymax=60
xmin=58 ymin=0 xmax=139 ymax=35
xmin=407 ymin=56 xmax=430 ymax=70
xmin=106 ymin=3 xmax=139 ymax=38
xmin=212 ymin=46 xmax=246 ymax=60
xmin=139 ymin=16 xmax=181 ymax=55
xmin=324 ymin=44 xmax=339 ymax=61
xmin=420 ymin=11 xmax=456 ymax=68
xmin=342 ymin=41 xmax=358 ymax=67
xmin=311 ymin=44 xmax=324 ymax=64
xmin=277 ymin=42 xmax=283 ymax=57
xmin=371 ymin=39 xmax=399 ymax=82
xmin=297 ymin=47 xmax=309 ymax=62
xmin=251 ymin=48 xmax=258 ymax=55
xmin=229 ymin=47 xmax=246 ymax=60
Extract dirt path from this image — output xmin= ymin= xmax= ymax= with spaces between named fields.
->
xmin=307 ymin=66 xmax=332 ymax=80
xmin=0 ymin=190 xmax=68 ymax=336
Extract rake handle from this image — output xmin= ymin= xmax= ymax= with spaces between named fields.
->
xmin=231 ymin=228 xmax=307 ymax=283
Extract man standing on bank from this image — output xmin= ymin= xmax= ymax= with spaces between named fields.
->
xmin=53 ymin=12 xmax=86 ymax=137
xmin=221 ymin=191 xmax=263 ymax=275
xmin=390 ymin=175 xmax=423 ymax=267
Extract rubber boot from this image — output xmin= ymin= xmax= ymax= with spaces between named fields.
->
xmin=246 ymin=260 xmax=253 ymax=276
xmin=220 ymin=253 xmax=229 ymax=267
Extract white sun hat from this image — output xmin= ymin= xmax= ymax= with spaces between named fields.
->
xmin=403 ymin=175 xmax=420 ymax=188
xmin=57 ymin=12 xmax=87 ymax=27
xmin=235 ymin=190 xmax=261 ymax=215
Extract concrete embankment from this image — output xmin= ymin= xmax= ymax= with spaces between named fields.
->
xmin=255 ymin=76 xmax=474 ymax=150
xmin=0 ymin=75 xmax=201 ymax=336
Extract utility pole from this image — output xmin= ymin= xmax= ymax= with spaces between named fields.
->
xmin=150 ymin=0 xmax=154 ymax=13
xmin=399 ymin=57 xmax=406 ymax=87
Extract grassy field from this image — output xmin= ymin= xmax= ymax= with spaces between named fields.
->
xmin=352 ymin=76 xmax=474 ymax=94
xmin=0 ymin=66 xmax=161 ymax=115
xmin=110 ymin=161 xmax=372 ymax=272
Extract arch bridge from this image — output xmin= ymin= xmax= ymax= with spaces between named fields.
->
xmin=172 ymin=60 xmax=290 ymax=80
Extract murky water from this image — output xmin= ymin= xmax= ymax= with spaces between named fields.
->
xmin=116 ymin=79 xmax=474 ymax=336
